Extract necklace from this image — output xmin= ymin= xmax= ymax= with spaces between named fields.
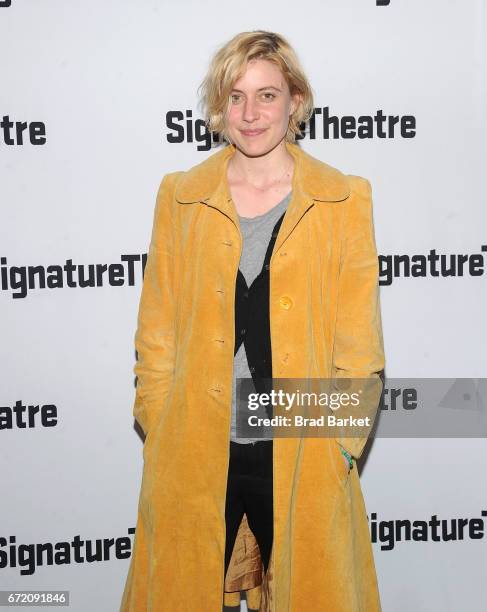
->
xmin=231 ymin=158 xmax=293 ymax=192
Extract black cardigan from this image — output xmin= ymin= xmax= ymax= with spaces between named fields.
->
xmin=234 ymin=211 xmax=286 ymax=410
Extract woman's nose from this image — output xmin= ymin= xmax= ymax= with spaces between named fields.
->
xmin=242 ymin=98 xmax=259 ymax=122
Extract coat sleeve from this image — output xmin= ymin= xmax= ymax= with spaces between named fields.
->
xmin=331 ymin=175 xmax=385 ymax=461
xmin=132 ymin=173 xmax=180 ymax=438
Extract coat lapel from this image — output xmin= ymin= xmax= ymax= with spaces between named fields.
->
xmin=174 ymin=141 xmax=351 ymax=255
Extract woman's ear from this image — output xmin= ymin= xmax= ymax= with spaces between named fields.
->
xmin=290 ymin=92 xmax=303 ymax=116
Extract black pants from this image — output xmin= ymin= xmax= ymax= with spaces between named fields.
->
xmin=224 ymin=440 xmax=274 ymax=577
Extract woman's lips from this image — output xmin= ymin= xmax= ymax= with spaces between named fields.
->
xmin=240 ymin=129 xmax=266 ymax=137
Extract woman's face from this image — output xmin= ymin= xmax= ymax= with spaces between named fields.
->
xmin=224 ymin=58 xmax=298 ymax=157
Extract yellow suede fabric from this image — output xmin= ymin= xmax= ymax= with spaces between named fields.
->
xmin=120 ymin=142 xmax=385 ymax=611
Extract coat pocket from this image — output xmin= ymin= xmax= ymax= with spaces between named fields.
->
xmin=328 ymin=438 xmax=352 ymax=489
xmin=142 ymin=427 xmax=154 ymax=464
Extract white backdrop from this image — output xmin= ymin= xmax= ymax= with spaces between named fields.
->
xmin=1 ymin=1 xmax=486 ymax=610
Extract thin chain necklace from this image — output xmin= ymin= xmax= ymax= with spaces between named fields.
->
xmin=232 ymin=158 xmax=293 ymax=192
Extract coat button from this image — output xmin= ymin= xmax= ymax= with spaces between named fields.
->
xmin=279 ymin=295 xmax=293 ymax=310
xmin=249 ymin=366 xmax=256 ymax=373
xmin=243 ymin=290 xmax=249 ymax=298
xmin=240 ymin=328 xmax=246 ymax=336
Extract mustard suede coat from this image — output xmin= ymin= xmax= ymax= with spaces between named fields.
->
xmin=120 ymin=141 xmax=385 ymax=611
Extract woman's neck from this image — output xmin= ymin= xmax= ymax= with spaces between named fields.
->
xmin=227 ymin=140 xmax=294 ymax=192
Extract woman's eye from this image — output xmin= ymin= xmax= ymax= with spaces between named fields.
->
xmin=230 ymin=92 xmax=276 ymax=104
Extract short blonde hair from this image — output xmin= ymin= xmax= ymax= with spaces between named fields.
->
xmin=197 ymin=31 xmax=314 ymax=143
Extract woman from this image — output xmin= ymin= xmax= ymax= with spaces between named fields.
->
xmin=121 ymin=31 xmax=385 ymax=612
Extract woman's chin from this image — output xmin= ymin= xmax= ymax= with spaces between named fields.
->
xmin=232 ymin=136 xmax=282 ymax=158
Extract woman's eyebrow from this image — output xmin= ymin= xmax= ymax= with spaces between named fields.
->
xmin=231 ymin=86 xmax=282 ymax=93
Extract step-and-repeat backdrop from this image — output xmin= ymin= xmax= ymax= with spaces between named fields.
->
xmin=2 ymin=1 xmax=486 ymax=610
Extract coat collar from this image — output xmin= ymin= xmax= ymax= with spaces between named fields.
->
xmin=174 ymin=141 xmax=351 ymax=256
xmin=174 ymin=141 xmax=350 ymax=204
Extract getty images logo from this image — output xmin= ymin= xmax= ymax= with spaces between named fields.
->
xmin=0 ymin=1 xmax=12 ymax=7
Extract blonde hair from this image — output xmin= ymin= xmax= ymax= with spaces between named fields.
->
xmin=197 ymin=31 xmax=314 ymax=143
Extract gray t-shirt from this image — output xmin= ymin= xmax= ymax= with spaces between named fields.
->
xmin=230 ymin=191 xmax=292 ymax=444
